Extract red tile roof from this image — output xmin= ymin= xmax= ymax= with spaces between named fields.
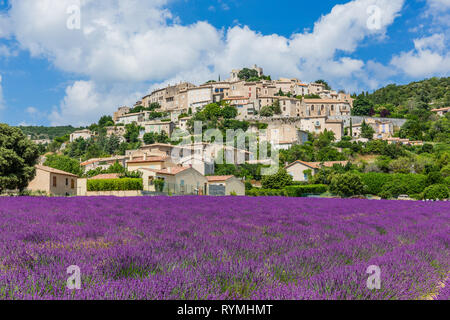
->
xmin=156 ymin=166 xmax=190 ymax=175
xmin=285 ymin=160 xmax=349 ymax=170
xmin=89 ymin=173 xmax=122 ymax=180
xmin=127 ymin=156 xmax=168 ymax=164
xmin=36 ymin=165 xmax=78 ymax=177
xmin=206 ymin=175 xmax=234 ymax=182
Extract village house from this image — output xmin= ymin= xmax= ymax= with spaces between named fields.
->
xmin=206 ymin=175 xmax=245 ymax=196
xmin=80 ymin=156 xmax=128 ymax=173
xmin=285 ymin=160 xmax=349 ymax=182
xmin=300 ymin=116 xmax=344 ymax=141
xmin=27 ymin=165 xmax=78 ymax=196
xmin=113 ymin=106 xmax=131 ymax=122
xmin=431 ymin=107 xmax=450 ymax=117
xmin=155 ymin=166 xmax=208 ymax=195
xmin=126 ymin=154 xmax=175 ymax=171
xmin=115 ymin=111 xmax=148 ymax=125
xmin=69 ymin=129 xmax=94 ymax=142
xmin=350 ymin=119 xmax=393 ymax=140
xmin=302 ymin=99 xmax=351 ymax=117
xmin=176 ymin=153 xmax=215 ymax=175
xmin=178 ymin=116 xmax=192 ymax=132
xmin=140 ymin=120 xmax=175 ymax=138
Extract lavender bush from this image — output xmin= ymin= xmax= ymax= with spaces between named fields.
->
xmin=0 ymin=196 xmax=448 ymax=300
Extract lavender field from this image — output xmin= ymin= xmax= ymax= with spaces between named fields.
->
xmin=0 ymin=196 xmax=448 ymax=300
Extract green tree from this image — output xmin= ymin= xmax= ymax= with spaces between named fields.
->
xmin=352 ymin=95 xmax=375 ymax=116
xmin=261 ymin=169 xmax=293 ymax=189
xmin=222 ymin=105 xmax=238 ymax=119
xmin=329 ymin=172 xmax=365 ymax=197
xmin=238 ymin=68 xmax=259 ymax=81
xmin=315 ymin=80 xmax=331 ymax=90
xmin=260 ymin=106 xmax=274 ymax=117
xmin=43 ymin=154 xmax=83 ymax=176
xmin=423 ymin=184 xmax=449 ymax=200
xmin=360 ymin=121 xmax=375 ymax=139
xmin=0 ymin=124 xmax=40 ymax=193
xmin=143 ymin=132 xmax=156 ymax=145
xmin=124 ymin=123 xmax=142 ymax=143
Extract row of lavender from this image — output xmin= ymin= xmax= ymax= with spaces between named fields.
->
xmin=0 ymin=196 xmax=448 ymax=300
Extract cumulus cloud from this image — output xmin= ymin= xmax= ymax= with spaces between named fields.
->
xmin=390 ymin=34 xmax=450 ymax=77
xmin=0 ymin=0 xmax=408 ymax=124
xmin=26 ymin=106 xmax=38 ymax=114
xmin=49 ymin=80 xmax=143 ymax=126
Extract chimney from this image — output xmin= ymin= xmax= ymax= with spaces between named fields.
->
xmin=144 ymin=153 xmax=147 ymax=161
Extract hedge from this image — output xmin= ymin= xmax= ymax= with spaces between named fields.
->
xmin=359 ymin=173 xmax=427 ymax=196
xmin=423 ymin=184 xmax=449 ymax=200
xmin=87 ymin=178 xmax=143 ymax=191
xmin=285 ymin=185 xmax=328 ymax=197
xmin=359 ymin=172 xmax=391 ymax=195
xmin=246 ymin=189 xmax=288 ymax=197
xmin=246 ymin=184 xmax=327 ymax=197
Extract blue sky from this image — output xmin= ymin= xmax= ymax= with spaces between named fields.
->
xmin=0 ymin=0 xmax=449 ymax=126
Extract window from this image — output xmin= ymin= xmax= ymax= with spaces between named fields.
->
xmin=71 ymin=179 xmax=75 ymax=189
xmin=53 ymin=176 xmax=57 ymax=187
xmin=66 ymin=178 xmax=69 ymax=186
xmin=311 ymin=105 xmax=314 ymax=110
xmin=331 ymin=105 xmax=334 ymax=111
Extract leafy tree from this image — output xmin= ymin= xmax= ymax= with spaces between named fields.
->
xmin=98 ymin=115 xmax=114 ymax=128
xmin=352 ymin=94 xmax=375 ymax=116
xmin=238 ymin=68 xmax=259 ymax=81
xmin=315 ymin=80 xmax=331 ymax=90
xmin=360 ymin=121 xmax=375 ymax=139
xmin=423 ymin=184 xmax=449 ymax=200
xmin=43 ymin=154 xmax=83 ymax=176
xmin=124 ymin=123 xmax=142 ymax=143
xmin=0 ymin=124 xmax=40 ymax=193
xmin=261 ymin=169 xmax=293 ymax=189
xmin=272 ymin=100 xmax=282 ymax=115
xmin=143 ymin=132 xmax=156 ymax=145
xmin=221 ymin=105 xmax=238 ymax=119
xmin=388 ymin=157 xmax=413 ymax=174
xmin=329 ymin=172 xmax=365 ymax=197
xmin=260 ymin=106 xmax=274 ymax=117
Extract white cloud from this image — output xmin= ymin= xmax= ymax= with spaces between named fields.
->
xmin=0 ymin=0 xmax=408 ymax=124
xmin=390 ymin=34 xmax=450 ymax=77
xmin=49 ymin=80 xmax=143 ymax=126
xmin=427 ymin=0 xmax=450 ymax=10
xmin=26 ymin=106 xmax=38 ymax=114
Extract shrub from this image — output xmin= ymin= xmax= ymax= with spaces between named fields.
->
xmin=441 ymin=164 xmax=450 ymax=177
xmin=445 ymin=176 xmax=450 ymax=187
xmin=261 ymin=169 xmax=293 ymax=189
xmin=361 ymin=173 xmax=427 ymax=197
xmin=423 ymin=184 xmax=449 ymax=200
xmin=285 ymin=185 xmax=327 ymax=197
xmin=154 ymin=179 xmax=165 ymax=192
xmin=359 ymin=172 xmax=391 ymax=195
xmin=246 ymin=189 xmax=287 ymax=197
xmin=329 ymin=172 xmax=365 ymax=197
xmin=87 ymin=178 xmax=143 ymax=191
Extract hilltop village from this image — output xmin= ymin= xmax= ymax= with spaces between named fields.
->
xmin=21 ymin=67 xmax=450 ymax=199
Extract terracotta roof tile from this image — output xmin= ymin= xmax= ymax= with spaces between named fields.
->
xmin=206 ymin=175 xmax=234 ymax=182
xmin=36 ymin=165 xmax=78 ymax=177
